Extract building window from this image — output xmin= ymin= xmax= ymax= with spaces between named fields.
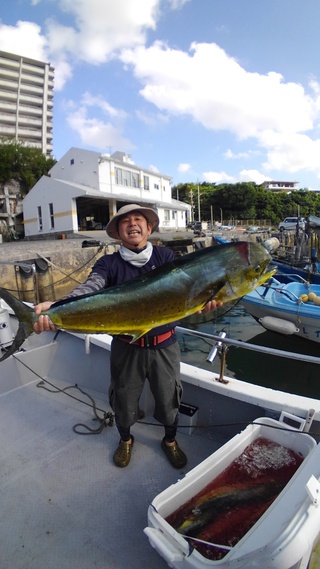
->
xmin=154 ymin=183 xmax=159 ymax=190
xmin=37 ymin=206 xmax=43 ymax=231
xmin=122 ymin=169 xmax=131 ymax=186
xmin=143 ymin=175 xmax=149 ymax=191
xmin=70 ymin=158 xmax=74 ymax=165
xmin=164 ymin=210 xmax=170 ymax=221
xmin=114 ymin=167 xmax=143 ymax=190
xmin=172 ymin=210 xmax=177 ymax=219
xmin=49 ymin=202 xmax=54 ymax=229
xmin=115 ymin=167 xmax=122 ymax=184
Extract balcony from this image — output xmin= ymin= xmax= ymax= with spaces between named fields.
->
xmin=18 ymin=116 xmax=42 ymax=127
xmin=21 ymin=72 xmax=47 ymax=86
xmin=0 ymin=113 xmax=16 ymax=125
xmin=17 ymin=127 xmax=42 ymax=139
xmin=20 ymin=83 xmax=45 ymax=96
xmin=0 ymin=69 xmax=19 ymax=82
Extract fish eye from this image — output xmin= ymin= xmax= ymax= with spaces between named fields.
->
xmin=254 ymin=265 xmax=261 ymax=273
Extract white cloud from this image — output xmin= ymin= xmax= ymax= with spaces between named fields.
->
xmin=0 ymin=20 xmax=73 ymax=90
xmin=261 ymin=131 xmax=320 ymax=173
xmin=121 ymin=42 xmax=315 ymax=139
xmin=223 ymin=148 xmax=260 ymax=160
xmin=202 ymin=171 xmax=235 ymax=183
xmin=121 ymin=40 xmax=320 ymax=178
xmin=149 ymin=164 xmax=160 ymax=172
xmin=0 ymin=0 xmax=163 ymax=90
xmin=178 ymin=163 xmax=191 ymax=172
xmin=3 ymin=1 xmax=320 ymax=182
xmin=65 ymin=93 xmax=134 ymax=150
xmin=46 ymin=0 xmax=160 ymax=64
xmin=135 ymin=109 xmax=169 ymax=126
xmin=238 ymin=170 xmax=270 ymax=184
xmin=167 ymin=0 xmax=191 ymax=9
xmin=0 ymin=21 xmax=48 ymax=61
xmin=203 ymin=169 xmax=269 ymax=185
xmin=81 ymin=92 xmax=127 ymax=120
xmin=53 ymin=60 xmax=73 ymax=90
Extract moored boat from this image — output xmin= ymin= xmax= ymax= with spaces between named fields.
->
xmin=270 ymin=259 xmax=320 ymax=284
xmin=241 ymin=278 xmax=320 ymax=344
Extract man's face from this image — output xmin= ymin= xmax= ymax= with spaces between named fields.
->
xmin=117 ymin=212 xmax=152 ymax=249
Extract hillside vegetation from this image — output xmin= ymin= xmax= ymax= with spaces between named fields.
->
xmin=173 ymin=182 xmax=320 ymax=225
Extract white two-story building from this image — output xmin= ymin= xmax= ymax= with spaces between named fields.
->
xmin=23 ymin=148 xmax=191 ymax=238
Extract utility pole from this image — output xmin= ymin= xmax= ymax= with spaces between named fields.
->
xmin=197 ymin=180 xmax=201 ymax=222
xmin=189 ymin=186 xmax=194 ymax=221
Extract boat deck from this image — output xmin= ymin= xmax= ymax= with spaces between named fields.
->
xmin=2 ymin=320 xmax=320 ymax=569
xmin=0 ymin=365 xmax=220 ymax=569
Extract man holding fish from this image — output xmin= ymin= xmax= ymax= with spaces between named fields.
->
xmin=33 ymin=204 xmax=219 ymax=469
xmin=0 ymin=205 xmax=274 ymax=466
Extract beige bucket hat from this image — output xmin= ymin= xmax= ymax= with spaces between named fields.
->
xmin=106 ymin=203 xmax=159 ymax=240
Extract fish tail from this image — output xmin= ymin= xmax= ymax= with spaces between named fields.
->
xmin=0 ymin=287 xmax=36 ymax=362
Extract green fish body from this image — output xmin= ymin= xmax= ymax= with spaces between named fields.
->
xmin=0 ymin=241 xmax=275 ymax=361
xmin=176 ymin=481 xmax=283 ymax=537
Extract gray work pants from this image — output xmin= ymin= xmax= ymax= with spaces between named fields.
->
xmin=109 ymin=338 xmax=182 ymax=429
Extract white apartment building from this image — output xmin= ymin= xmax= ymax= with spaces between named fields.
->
xmin=261 ymin=180 xmax=299 ymax=193
xmin=23 ymin=148 xmax=191 ymax=238
xmin=0 ymin=50 xmax=54 ymax=155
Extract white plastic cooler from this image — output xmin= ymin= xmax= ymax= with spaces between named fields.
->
xmin=145 ymin=417 xmax=320 ymax=569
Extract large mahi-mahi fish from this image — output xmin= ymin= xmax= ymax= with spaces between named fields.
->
xmin=0 ymin=241 xmax=276 ymax=361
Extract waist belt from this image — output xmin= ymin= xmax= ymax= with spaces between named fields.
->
xmin=118 ymin=328 xmax=176 ymax=347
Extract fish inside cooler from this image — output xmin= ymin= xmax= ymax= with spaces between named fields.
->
xmin=145 ymin=417 xmax=317 ymax=567
xmin=165 ymin=436 xmax=303 ymax=560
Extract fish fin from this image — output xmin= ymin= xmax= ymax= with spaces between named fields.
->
xmin=129 ymin=330 xmax=151 ymax=342
xmin=0 ymin=287 xmax=35 ymax=362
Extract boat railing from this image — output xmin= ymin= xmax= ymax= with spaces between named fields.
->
xmin=276 ymin=272 xmax=312 ymax=284
xmin=176 ymin=325 xmax=320 ymax=380
xmin=257 ymin=277 xmax=307 ymax=303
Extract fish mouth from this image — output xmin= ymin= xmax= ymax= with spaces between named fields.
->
xmin=256 ymin=266 xmax=277 ymax=286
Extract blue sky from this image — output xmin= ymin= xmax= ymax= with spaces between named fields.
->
xmin=2 ymin=0 xmax=320 ymax=189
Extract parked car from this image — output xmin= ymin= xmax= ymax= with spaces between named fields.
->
xmin=278 ymin=217 xmax=306 ymax=231
xmin=193 ymin=221 xmax=202 ymax=232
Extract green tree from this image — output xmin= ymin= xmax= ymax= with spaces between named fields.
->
xmin=0 ymin=139 xmax=56 ymax=195
xmin=172 ymin=180 xmax=320 ymax=225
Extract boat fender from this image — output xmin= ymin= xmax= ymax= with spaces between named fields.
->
xmin=0 ymin=307 xmax=14 ymax=348
xmin=262 ymin=237 xmax=280 ymax=253
xmin=259 ymin=316 xmax=299 ymax=335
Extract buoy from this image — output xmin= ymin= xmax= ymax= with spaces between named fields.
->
xmin=308 ymin=292 xmax=317 ymax=302
xmin=300 ymin=294 xmax=309 ymax=303
xmin=259 ymin=316 xmax=299 ymax=335
xmin=313 ymin=296 xmax=320 ymax=306
xmin=0 ymin=307 xmax=14 ymax=348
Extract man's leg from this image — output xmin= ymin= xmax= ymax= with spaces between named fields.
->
xmin=109 ymin=339 xmax=146 ymax=467
xmin=147 ymin=343 xmax=187 ymax=469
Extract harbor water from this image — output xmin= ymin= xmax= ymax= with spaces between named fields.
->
xmin=178 ymin=303 xmax=320 ymax=400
